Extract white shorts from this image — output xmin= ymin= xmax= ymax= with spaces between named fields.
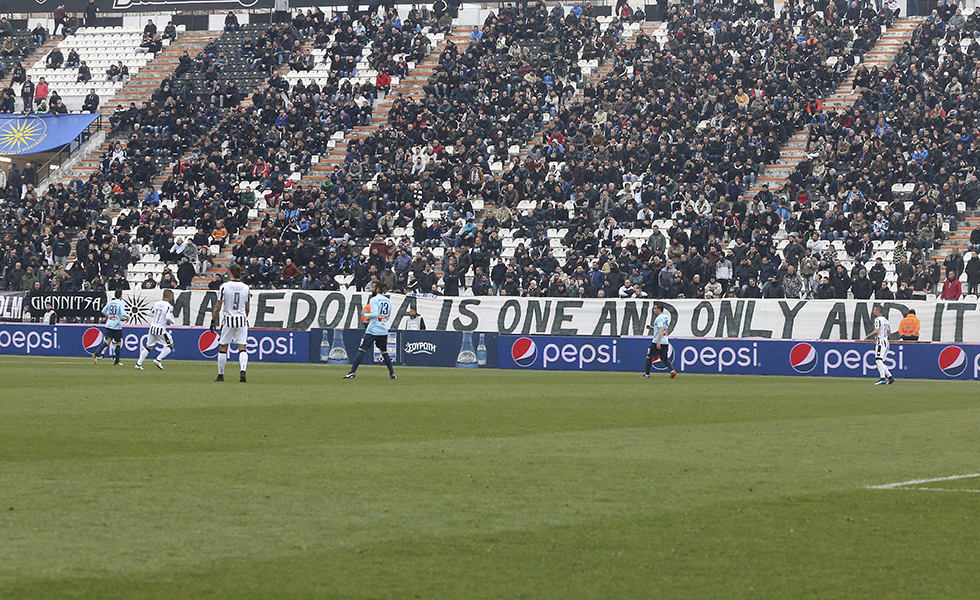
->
xmin=876 ymin=340 xmax=889 ymax=360
xmin=145 ymin=330 xmax=173 ymax=348
xmin=219 ymin=326 xmax=248 ymax=347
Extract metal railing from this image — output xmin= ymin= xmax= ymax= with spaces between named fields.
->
xmin=38 ymin=114 xmax=103 ymax=183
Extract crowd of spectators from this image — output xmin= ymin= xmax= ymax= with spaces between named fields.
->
xmin=6 ymin=2 xmax=980 ymax=303
xmin=43 ymin=45 xmax=119 ymax=87
xmin=785 ymin=0 xmax=980 ymax=299
xmin=231 ymin=0 xmax=926 ymax=300
xmin=224 ymin=1 xmax=616 ymax=293
xmin=0 ymin=21 xmax=42 ymax=91
xmin=86 ymin=9 xmax=444 ymax=292
xmin=0 ymin=166 xmax=155 ymax=296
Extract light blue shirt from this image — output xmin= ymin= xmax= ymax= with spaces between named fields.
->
xmin=653 ymin=312 xmax=670 ymax=345
xmin=365 ymin=294 xmax=391 ymax=336
xmin=102 ymin=299 xmax=128 ymax=330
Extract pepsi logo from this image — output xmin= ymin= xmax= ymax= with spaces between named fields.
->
xmin=511 ymin=337 xmax=537 ymax=367
xmin=789 ymin=343 xmax=817 ymax=374
xmin=649 ymin=344 xmax=675 ymax=371
xmin=81 ymin=327 xmax=104 ymax=354
xmin=938 ymin=346 xmax=967 ymax=378
xmin=198 ymin=330 xmax=221 ymax=358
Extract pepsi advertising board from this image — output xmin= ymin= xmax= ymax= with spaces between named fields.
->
xmin=502 ymin=335 xmax=647 ymax=372
xmin=499 ymin=335 xmax=980 ymax=380
xmin=0 ymin=323 xmax=309 ymax=363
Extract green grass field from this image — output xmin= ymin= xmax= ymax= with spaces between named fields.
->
xmin=1 ymin=356 xmax=978 ymax=599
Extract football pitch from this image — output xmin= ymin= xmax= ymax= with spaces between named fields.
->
xmin=1 ymin=356 xmax=978 ymax=599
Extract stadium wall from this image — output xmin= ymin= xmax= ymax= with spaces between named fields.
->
xmin=0 ymin=322 xmax=977 ymax=380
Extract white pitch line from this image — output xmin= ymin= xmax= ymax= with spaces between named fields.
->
xmin=868 ymin=473 xmax=980 ymax=490
xmin=912 ymin=488 xmax=980 ymax=493
xmin=0 ymin=360 xmax=81 ymax=365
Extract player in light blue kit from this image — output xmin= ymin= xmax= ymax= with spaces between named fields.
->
xmin=642 ymin=302 xmax=677 ymax=379
xmin=91 ymin=289 xmax=128 ymax=366
xmin=343 ymin=284 xmax=397 ymax=380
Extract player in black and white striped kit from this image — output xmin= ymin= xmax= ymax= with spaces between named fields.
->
xmin=135 ymin=289 xmax=176 ymax=371
xmin=864 ymin=304 xmax=895 ymax=385
xmin=210 ymin=263 xmax=251 ymax=383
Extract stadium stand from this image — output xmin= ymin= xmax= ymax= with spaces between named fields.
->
xmin=0 ymin=26 xmax=43 ymax=91
xmin=21 ymin=25 xmax=185 ymax=113
xmin=71 ymin=9 xmax=452 ymax=291
xmin=2 ymin=1 xmax=979 ymax=305
xmin=787 ymin=8 xmax=980 ymax=301
xmin=212 ymin=0 xmax=924 ymax=299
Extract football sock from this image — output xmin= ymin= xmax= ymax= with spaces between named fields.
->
xmin=138 ymin=346 xmax=150 ymax=366
xmin=349 ymin=349 xmax=365 ymax=374
xmin=93 ymin=340 xmax=108 ymax=357
xmin=239 ymin=350 xmax=248 ymax=372
xmin=644 ymin=357 xmax=652 ymax=376
xmin=382 ymin=352 xmax=394 ymax=377
xmin=218 ymin=352 xmax=227 ymax=375
xmin=876 ymin=359 xmax=890 ymax=379
xmin=113 ymin=345 xmax=121 ymax=364
xmin=157 ymin=346 xmax=171 ymax=361
xmin=660 ymin=352 xmax=674 ymax=372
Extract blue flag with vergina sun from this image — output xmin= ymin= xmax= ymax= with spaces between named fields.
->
xmin=0 ymin=114 xmax=99 ymax=156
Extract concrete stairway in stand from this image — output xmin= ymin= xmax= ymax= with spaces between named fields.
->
xmin=99 ymin=31 xmax=221 ymax=112
xmin=940 ymin=210 xmax=979 ymax=257
xmin=2 ymin=35 xmax=61 ymax=91
xmin=303 ymin=31 xmax=467 ymax=179
xmin=71 ymin=31 xmax=221 ymax=182
xmin=745 ymin=18 xmax=923 ymax=198
xmin=187 ymin=31 xmax=464 ymax=287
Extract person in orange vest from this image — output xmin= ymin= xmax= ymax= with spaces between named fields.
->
xmin=898 ymin=309 xmax=920 ymax=341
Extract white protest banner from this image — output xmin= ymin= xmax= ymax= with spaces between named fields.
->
xmin=119 ymin=289 xmax=980 ymax=343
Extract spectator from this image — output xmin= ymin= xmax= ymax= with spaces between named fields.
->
xmin=941 ymin=272 xmax=962 ymax=300
xmin=851 ymin=270 xmax=874 ymax=299
xmin=224 ymin=13 xmax=239 ymax=32
xmin=20 ymin=75 xmax=33 ymax=108
xmin=782 ymin=266 xmax=804 ymax=298
xmin=899 ymin=309 xmax=920 ymax=341
xmin=875 ymin=281 xmax=894 ymax=300
xmin=85 ymin=0 xmax=97 ymax=26
xmin=64 ymin=13 xmax=80 ymax=36
xmin=53 ymin=5 xmax=67 ymax=37
xmin=966 ymin=253 xmax=980 ymax=297
xmin=944 ymin=247 xmax=964 ymax=280
xmin=34 ymin=76 xmax=48 ymax=106
xmin=176 ymin=257 xmax=195 ymax=289
xmin=22 ymin=162 xmax=36 ymax=192
xmin=31 ymin=23 xmax=45 ymax=47
xmin=76 ymin=61 xmax=91 ymax=83
xmin=969 ymin=224 xmax=980 ymax=254
xmin=82 ymin=88 xmax=99 ymax=112
xmin=741 ymin=277 xmax=763 ymax=298
xmin=280 ymin=258 xmax=301 ymax=287
xmin=46 ymin=48 xmax=64 ymax=69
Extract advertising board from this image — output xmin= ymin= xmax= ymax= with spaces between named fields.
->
xmin=498 ymin=335 xmax=980 ymax=380
xmin=0 ymin=323 xmax=309 ymax=363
